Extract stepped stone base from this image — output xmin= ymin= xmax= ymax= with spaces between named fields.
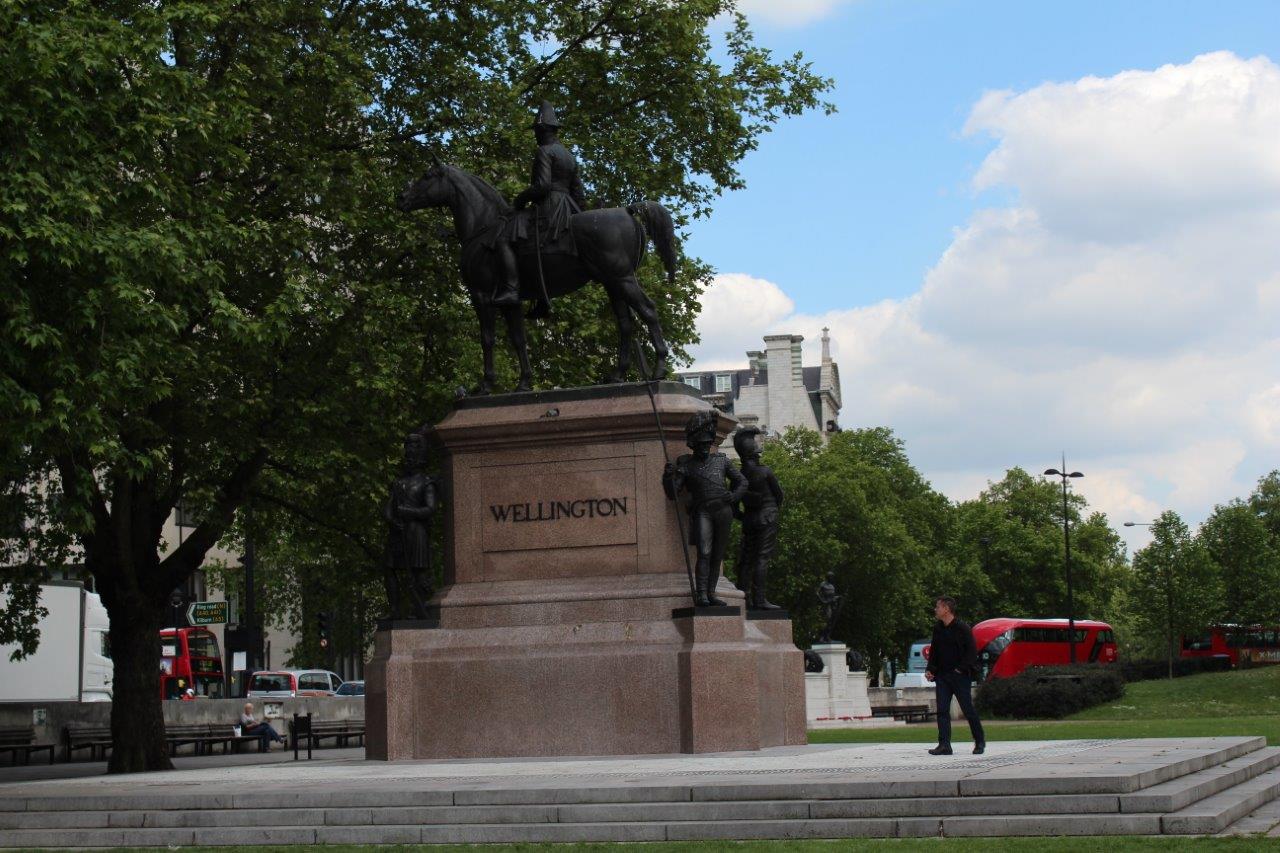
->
xmin=4 ymin=738 xmax=1280 ymax=845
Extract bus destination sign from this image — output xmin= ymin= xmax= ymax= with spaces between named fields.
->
xmin=186 ymin=601 xmax=229 ymax=626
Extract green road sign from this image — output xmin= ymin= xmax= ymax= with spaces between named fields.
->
xmin=186 ymin=600 xmax=229 ymax=626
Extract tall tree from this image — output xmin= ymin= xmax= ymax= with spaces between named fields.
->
xmin=1130 ymin=511 xmax=1222 ymax=679
xmin=952 ymin=468 xmax=1127 ymax=623
xmin=1199 ymin=500 xmax=1280 ymax=627
xmin=1249 ymin=471 xmax=1280 ymax=547
xmin=0 ymin=0 xmax=832 ymax=771
xmin=752 ymin=427 xmax=964 ymax=674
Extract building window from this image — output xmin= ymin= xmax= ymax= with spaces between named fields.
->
xmin=682 ymin=374 xmax=702 ymax=389
xmin=714 ymin=374 xmax=732 ymax=393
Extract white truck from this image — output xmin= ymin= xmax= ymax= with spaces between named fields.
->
xmin=0 ymin=581 xmax=113 ymax=702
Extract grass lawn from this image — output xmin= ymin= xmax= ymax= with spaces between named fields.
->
xmin=812 ymin=665 xmax=1280 ymax=745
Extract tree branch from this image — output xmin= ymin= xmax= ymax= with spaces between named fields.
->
xmin=251 ymin=488 xmax=382 ymax=563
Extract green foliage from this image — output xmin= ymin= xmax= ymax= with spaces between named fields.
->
xmin=747 ymin=426 xmax=960 ymax=671
xmin=975 ymin=664 xmax=1126 ymax=719
xmin=952 ymin=468 xmax=1128 ymax=625
xmin=1129 ymin=511 xmax=1223 ymax=678
xmin=1199 ymin=499 xmax=1280 ymax=627
xmin=1118 ymin=656 xmax=1231 ymax=683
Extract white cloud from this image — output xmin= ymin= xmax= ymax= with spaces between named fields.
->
xmin=690 ymin=52 xmax=1280 ymax=547
xmin=732 ymin=0 xmax=857 ymax=28
xmin=689 ymin=272 xmax=794 ymax=369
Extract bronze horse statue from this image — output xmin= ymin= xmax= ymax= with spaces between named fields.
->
xmin=397 ymin=164 xmax=677 ymax=394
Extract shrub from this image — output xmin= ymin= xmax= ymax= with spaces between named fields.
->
xmin=975 ymin=664 xmax=1126 ymax=719
xmin=1119 ymin=656 xmax=1232 ymax=683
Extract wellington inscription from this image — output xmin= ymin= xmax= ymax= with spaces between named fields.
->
xmin=480 ymin=466 xmax=638 ymax=553
xmin=489 ymin=498 xmax=629 ymax=523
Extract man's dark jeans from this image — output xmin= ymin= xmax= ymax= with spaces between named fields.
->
xmin=935 ymin=671 xmax=985 ymax=748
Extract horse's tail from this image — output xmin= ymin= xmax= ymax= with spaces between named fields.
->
xmin=628 ymin=201 xmax=678 ymax=284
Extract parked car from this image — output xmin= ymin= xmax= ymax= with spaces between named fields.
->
xmin=247 ymin=669 xmax=344 ymax=698
xmin=334 ymin=680 xmax=364 ymax=697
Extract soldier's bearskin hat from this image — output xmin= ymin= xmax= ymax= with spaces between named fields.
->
xmin=684 ymin=410 xmax=718 ymax=447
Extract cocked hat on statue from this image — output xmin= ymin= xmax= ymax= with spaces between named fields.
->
xmin=684 ymin=410 xmax=719 ymax=447
xmin=532 ymin=100 xmax=563 ymax=129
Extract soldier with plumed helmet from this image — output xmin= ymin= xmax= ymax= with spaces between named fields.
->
xmin=732 ymin=426 xmax=784 ymax=610
xmin=662 ymin=411 xmax=748 ymax=606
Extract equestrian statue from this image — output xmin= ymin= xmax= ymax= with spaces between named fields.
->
xmin=396 ymin=102 xmax=678 ymax=394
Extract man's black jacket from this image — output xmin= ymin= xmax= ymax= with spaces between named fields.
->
xmin=926 ymin=618 xmax=978 ymax=679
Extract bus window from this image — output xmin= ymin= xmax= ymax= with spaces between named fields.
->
xmin=1183 ymin=635 xmax=1212 ymax=651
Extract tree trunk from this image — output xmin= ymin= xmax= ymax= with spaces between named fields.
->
xmin=102 ymin=590 xmax=172 ymax=773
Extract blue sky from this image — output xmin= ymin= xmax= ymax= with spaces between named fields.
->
xmin=684 ymin=1 xmax=1280 ymax=554
xmin=690 ymin=0 xmax=1280 ymax=310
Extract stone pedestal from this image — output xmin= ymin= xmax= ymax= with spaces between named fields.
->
xmin=805 ymin=643 xmax=874 ymax=726
xmin=366 ymin=382 xmax=807 ymax=760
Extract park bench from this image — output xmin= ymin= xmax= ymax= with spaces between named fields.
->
xmin=64 ymin=724 xmax=113 ymax=761
xmin=0 ymin=726 xmax=55 ymax=765
xmin=894 ymin=704 xmax=935 ymax=723
xmin=289 ymin=715 xmax=365 ymax=760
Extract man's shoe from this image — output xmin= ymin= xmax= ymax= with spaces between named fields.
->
xmin=973 ymin=743 xmax=986 ymax=755
xmin=928 ymin=746 xmax=953 ymax=756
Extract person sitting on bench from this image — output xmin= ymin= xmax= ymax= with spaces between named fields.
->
xmin=240 ymin=702 xmax=285 ymax=749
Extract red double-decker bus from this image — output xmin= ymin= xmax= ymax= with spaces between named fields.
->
xmin=159 ymin=627 xmax=226 ymax=699
xmin=973 ymin=618 xmax=1118 ymax=681
xmin=1181 ymin=626 xmax=1280 ymax=667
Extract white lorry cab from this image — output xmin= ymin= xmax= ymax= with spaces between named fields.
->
xmin=0 ymin=581 xmax=113 ymax=702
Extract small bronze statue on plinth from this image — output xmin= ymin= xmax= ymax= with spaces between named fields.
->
xmin=383 ymin=432 xmax=441 ymax=620
xmin=663 ymin=411 xmax=748 ymax=607
xmin=732 ymin=427 xmax=785 ymax=610
xmin=816 ymin=572 xmax=844 ymax=644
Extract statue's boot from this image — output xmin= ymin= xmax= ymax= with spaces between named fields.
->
xmin=750 ymin=564 xmax=781 ymax=610
xmin=491 ymin=283 xmax=520 ymax=307
xmin=705 ymin=565 xmax=728 ymax=607
xmin=693 ymin=560 xmax=713 ymax=607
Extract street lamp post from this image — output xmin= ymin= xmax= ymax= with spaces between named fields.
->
xmin=1044 ymin=456 xmax=1084 ymax=664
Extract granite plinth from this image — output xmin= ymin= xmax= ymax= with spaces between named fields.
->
xmin=367 ymin=383 xmax=806 ymax=760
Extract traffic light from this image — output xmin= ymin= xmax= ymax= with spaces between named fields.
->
xmin=317 ymin=611 xmax=331 ymax=649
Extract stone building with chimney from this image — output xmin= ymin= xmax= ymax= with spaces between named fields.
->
xmin=677 ymin=329 xmax=842 ymax=453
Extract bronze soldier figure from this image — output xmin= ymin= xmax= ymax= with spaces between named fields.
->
xmin=732 ymin=427 xmax=784 ymax=610
xmin=663 ymin=411 xmax=748 ymax=607
xmin=817 ymin=572 xmax=844 ymax=643
xmin=496 ymin=101 xmax=587 ymax=317
xmin=383 ymin=432 xmax=440 ymax=620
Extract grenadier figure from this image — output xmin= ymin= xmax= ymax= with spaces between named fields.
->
xmin=663 ymin=411 xmax=748 ymax=607
xmin=816 ymin=572 xmax=843 ymax=643
xmin=383 ymin=432 xmax=440 ymax=620
xmin=732 ymin=426 xmax=784 ymax=610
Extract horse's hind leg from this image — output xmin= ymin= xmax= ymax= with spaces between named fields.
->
xmin=474 ymin=305 xmax=498 ymax=395
xmin=500 ymin=304 xmax=533 ymax=392
xmin=618 ymin=274 xmax=669 ymax=378
xmin=605 ymin=288 xmax=635 ymax=383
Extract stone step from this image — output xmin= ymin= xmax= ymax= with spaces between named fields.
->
xmin=0 ymin=813 xmax=1175 ymax=847
xmin=1218 ymin=796 xmax=1280 ymax=836
xmin=1120 ymin=746 xmax=1280 ymax=813
xmin=0 ymin=792 xmax=1134 ymax=831
xmin=1162 ymin=765 xmax=1280 ymax=835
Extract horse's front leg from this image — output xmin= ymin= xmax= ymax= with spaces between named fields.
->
xmin=500 ymin=304 xmax=533 ymax=392
xmin=474 ymin=303 xmax=497 ymax=395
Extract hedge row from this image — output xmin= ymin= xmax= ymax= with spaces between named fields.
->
xmin=1119 ymin=656 xmax=1231 ymax=683
xmin=975 ymin=664 xmax=1126 ymax=719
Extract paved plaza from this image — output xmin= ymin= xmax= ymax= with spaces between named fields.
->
xmin=2 ymin=737 xmax=1279 ymax=845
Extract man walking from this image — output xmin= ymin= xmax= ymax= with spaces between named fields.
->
xmin=924 ymin=595 xmax=986 ymax=755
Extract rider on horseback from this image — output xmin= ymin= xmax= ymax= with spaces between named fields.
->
xmin=495 ymin=102 xmax=587 ymax=316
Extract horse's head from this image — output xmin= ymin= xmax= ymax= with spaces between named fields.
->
xmin=396 ymin=164 xmax=451 ymax=213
